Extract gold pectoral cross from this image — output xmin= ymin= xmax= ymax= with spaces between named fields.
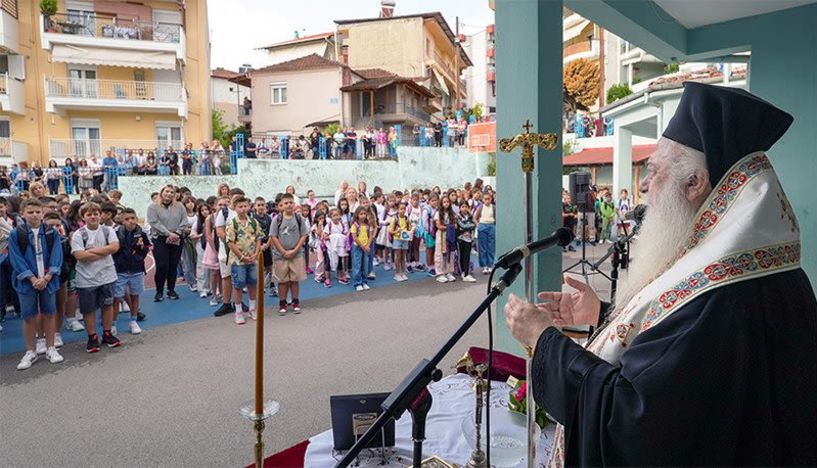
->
xmin=498 ymin=119 xmax=559 ymax=173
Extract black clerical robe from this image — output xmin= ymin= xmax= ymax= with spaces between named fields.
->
xmin=533 ymin=268 xmax=817 ymax=466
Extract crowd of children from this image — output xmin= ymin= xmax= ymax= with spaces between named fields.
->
xmin=1 ymin=178 xmax=497 ymax=371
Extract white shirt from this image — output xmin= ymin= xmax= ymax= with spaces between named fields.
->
xmin=71 ymin=225 xmax=119 ymax=288
xmin=31 ymin=227 xmax=45 ymax=278
xmin=215 ymin=208 xmax=237 ymax=229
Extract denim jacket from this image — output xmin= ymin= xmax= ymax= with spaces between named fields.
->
xmin=9 ymin=224 xmax=64 ymax=295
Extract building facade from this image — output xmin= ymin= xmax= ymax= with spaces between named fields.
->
xmin=211 ymin=67 xmax=250 ymax=129
xmin=259 ymin=32 xmax=337 ymax=67
xmin=0 ymin=0 xmax=210 ymax=164
xmin=462 ymin=25 xmax=496 ymax=114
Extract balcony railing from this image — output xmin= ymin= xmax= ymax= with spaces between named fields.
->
xmin=45 ymin=12 xmax=181 ymax=44
xmin=49 ymin=139 xmax=184 ymax=159
xmin=0 ymin=72 xmax=7 ymax=95
xmin=0 ymin=136 xmax=10 ymax=156
xmin=44 ymin=77 xmax=183 ymax=102
xmin=375 ymin=102 xmax=430 ymax=122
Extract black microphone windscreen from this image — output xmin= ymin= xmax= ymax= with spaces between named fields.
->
xmin=556 ymin=227 xmax=574 ymax=246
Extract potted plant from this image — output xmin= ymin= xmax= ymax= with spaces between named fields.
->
xmin=40 ymin=0 xmax=59 ymax=32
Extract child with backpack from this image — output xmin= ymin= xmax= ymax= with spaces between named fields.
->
xmin=113 ymin=208 xmax=151 ymax=334
xmin=11 ymin=199 xmax=65 ymax=370
xmin=225 ymin=196 xmax=262 ymax=325
xmin=268 ymin=193 xmax=309 ymax=315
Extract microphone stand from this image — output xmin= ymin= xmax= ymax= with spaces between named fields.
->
xmin=335 ymin=264 xmax=524 ymax=468
xmin=592 ymin=221 xmax=637 ymax=304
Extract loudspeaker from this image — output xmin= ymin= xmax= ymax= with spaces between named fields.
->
xmin=568 ymin=172 xmax=593 ymax=212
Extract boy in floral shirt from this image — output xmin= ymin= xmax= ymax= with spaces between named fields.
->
xmin=225 ymin=196 xmax=261 ymax=325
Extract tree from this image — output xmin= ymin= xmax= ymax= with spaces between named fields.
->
xmin=606 ymin=83 xmax=633 ymax=105
xmin=212 ymin=109 xmax=242 ymax=149
xmin=563 ymin=58 xmax=600 ymax=121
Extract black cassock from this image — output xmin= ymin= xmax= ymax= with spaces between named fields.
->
xmin=532 ymin=268 xmax=817 ymax=466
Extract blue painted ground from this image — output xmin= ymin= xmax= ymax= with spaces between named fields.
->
xmin=0 ymin=257 xmax=471 ymax=356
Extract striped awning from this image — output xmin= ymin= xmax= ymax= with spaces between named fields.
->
xmin=51 ymin=44 xmax=177 ymax=70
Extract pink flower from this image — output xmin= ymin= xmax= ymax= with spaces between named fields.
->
xmin=515 ymin=381 xmax=527 ymax=401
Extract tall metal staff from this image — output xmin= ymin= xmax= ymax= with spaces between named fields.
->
xmin=499 ymin=120 xmax=558 ymax=467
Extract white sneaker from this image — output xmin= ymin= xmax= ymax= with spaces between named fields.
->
xmin=111 ymin=325 xmax=118 ymax=336
xmin=483 ymin=268 xmax=490 ymax=275
xmin=35 ymin=337 xmax=47 ymax=355
xmin=54 ymin=333 xmax=64 ymax=347
xmin=373 ymin=258 xmax=380 ymax=266
xmin=121 ymin=301 xmax=130 ymax=312
xmin=463 ymin=275 xmax=477 ymax=283
xmin=199 ymin=291 xmax=208 ymax=298
xmin=17 ymin=351 xmax=37 ymax=370
xmin=66 ymin=319 xmax=85 ymax=332
xmin=248 ymin=309 xmax=257 ymax=320
xmin=129 ymin=321 xmax=142 ymax=335
xmin=234 ymin=312 xmax=246 ymax=325
xmin=362 ymin=284 xmax=371 ymax=290
xmin=190 ymin=285 xmax=198 ymax=292
xmin=393 ymin=274 xmax=402 ymax=282
xmin=436 ymin=275 xmax=449 ymax=283
xmin=384 ymin=263 xmax=393 ymax=271
xmin=356 ymin=285 xmax=364 ymax=292
xmin=209 ymin=296 xmax=220 ymax=306
xmin=447 ymin=273 xmax=456 ymax=282
xmin=46 ymin=347 xmax=64 ymax=364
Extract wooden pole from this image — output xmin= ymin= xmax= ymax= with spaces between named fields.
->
xmin=254 ymin=250 xmax=265 ymax=468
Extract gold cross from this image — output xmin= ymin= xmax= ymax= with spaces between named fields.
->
xmin=499 ymin=120 xmax=559 ymax=173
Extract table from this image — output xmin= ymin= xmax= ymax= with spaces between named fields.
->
xmin=304 ymin=374 xmax=555 ymax=467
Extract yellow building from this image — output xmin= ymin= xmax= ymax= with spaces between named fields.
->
xmin=334 ymin=12 xmax=472 ymax=118
xmin=0 ymin=0 xmax=210 ymax=164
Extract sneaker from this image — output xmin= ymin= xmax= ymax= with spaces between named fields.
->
xmin=46 ymin=347 xmax=64 ymax=364
xmin=384 ymin=263 xmax=393 ymax=271
xmin=463 ymin=275 xmax=477 ymax=283
xmin=355 ymin=285 xmax=364 ymax=292
xmin=373 ymin=258 xmax=380 ymax=266
xmin=154 ymin=292 xmax=164 ymax=302
xmin=436 ymin=275 xmax=449 ymax=283
xmin=407 ymin=265 xmax=414 ymax=273
xmin=35 ymin=337 xmax=47 ymax=355
xmin=136 ymin=312 xmax=147 ymax=322
xmin=427 ymin=268 xmax=437 ymax=277
xmin=199 ymin=291 xmax=208 ymax=298
xmin=314 ymin=275 xmax=324 ymax=283
xmin=362 ymin=284 xmax=371 ymax=291
xmin=415 ymin=264 xmax=426 ymax=272
xmin=483 ymin=268 xmax=490 ymax=275
xmin=367 ymin=273 xmax=376 ymax=280
xmin=86 ymin=335 xmax=101 ymax=353
xmin=66 ymin=318 xmax=85 ymax=332
xmin=446 ymin=273 xmax=456 ymax=282
xmin=324 ymin=279 xmax=332 ymax=288
xmin=209 ymin=296 xmax=220 ymax=306
xmin=393 ymin=274 xmax=402 ymax=282
xmin=269 ymin=287 xmax=279 ymax=297
xmin=17 ymin=351 xmax=37 ymax=370
xmin=189 ymin=285 xmax=198 ymax=292
xmin=129 ymin=321 xmax=142 ymax=335
xmin=167 ymin=290 xmax=180 ymax=300
xmin=111 ymin=325 xmax=118 ymax=337
xmin=278 ymin=301 xmax=287 ymax=316
xmin=338 ymin=278 xmax=350 ymax=285
xmin=121 ymin=301 xmax=130 ymax=312
xmin=292 ymin=300 xmax=301 ymax=314
xmin=102 ymin=332 xmax=121 ymax=348
xmin=241 ymin=302 xmax=249 ymax=312
xmin=214 ymin=303 xmax=233 ymax=317
xmin=402 ymin=273 xmax=409 ymax=281
xmin=248 ymin=309 xmax=257 ymax=320
xmin=234 ymin=312 xmax=246 ymax=325
xmin=306 ymin=267 xmax=314 ymax=274
xmin=54 ymin=333 xmax=64 ymax=347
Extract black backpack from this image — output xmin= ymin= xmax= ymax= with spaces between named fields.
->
xmin=16 ymin=224 xmax=57 ymax=257
xmin=274 ymin=212 xmax=305 ymax=238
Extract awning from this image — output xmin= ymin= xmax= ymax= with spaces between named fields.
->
xmin=432 ymin=68 xmax=450 ymax=96
xmin=51 ymin=44 xmax=177 ymax=70
xmin=564 ymin=18 xmax=590 ymax=42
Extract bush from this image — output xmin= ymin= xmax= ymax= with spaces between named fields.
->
xmin=487 ymin=154 xmax=496 ymax=176
xmin=40 ymin=0 xmax=58 ymax=16
xmin=606 ymin=83 xmax=633 ymax=104
xmin=664 ymin=63 xmax=680 ymax=73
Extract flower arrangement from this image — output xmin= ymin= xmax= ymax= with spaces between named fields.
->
xmin=507 ymin=378 xmax=550 ymax=430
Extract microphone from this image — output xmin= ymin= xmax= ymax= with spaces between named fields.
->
xmin=625 ymin=204 xmax=647 ymax=224
xmin=494 ymin=227 xmax=574 ymax=269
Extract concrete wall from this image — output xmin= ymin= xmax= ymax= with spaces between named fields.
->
xmin=119 ymin=146 xmax=491 ymax=215
xmin=251 ymin=67 xmax=342 ymax=135
xmin=344 ymin=17 xmax=424 ymax=78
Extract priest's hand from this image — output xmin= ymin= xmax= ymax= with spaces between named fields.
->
xmin=504 ymin=293 xmax=554 ymax=349
xmin=537 ymin=275 xmax=601 ymax=327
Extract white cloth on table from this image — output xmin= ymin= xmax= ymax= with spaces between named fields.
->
xmin=305 ymin=373 xmax=555 ymax=467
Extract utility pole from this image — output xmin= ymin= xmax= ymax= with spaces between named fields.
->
xmin=455 ymin=16 xmax=460 ymax=115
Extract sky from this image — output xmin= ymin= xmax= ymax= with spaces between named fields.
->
xmin=208 ymin=0 xmax=495 ymax=71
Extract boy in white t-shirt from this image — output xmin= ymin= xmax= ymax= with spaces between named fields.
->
xmin=71 ymin=202 xmax=121 ymax=353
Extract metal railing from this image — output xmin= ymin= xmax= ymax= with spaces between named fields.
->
xmin=0 ymin=72 xmax=7 ymax=95
xmin=0 ymin=137 xmax=10 ymax=156
xmin=49 ymin=139 xmax=185 ymax=160
xmin=44 ymin=77 xmax=183 ymax=102
xmin=45 ymin=12 xmax=182 ymax=44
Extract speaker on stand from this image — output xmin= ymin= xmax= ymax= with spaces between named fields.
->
xmin=563 ymin=172 xmax=610 ymax=285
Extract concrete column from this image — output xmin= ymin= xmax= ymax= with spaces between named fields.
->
xmin=495 ymin=0 xmax=563 ymax=353
xmin=613 ymin=126 xmax=633 ymax=196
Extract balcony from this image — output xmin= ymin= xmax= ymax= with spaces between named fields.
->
xmin=375 ymin=102 xmax=430 ymax=123
xmin=41 ymin=13 xmax=185 ymax=69
xmin=0 ymin=0 xmax=19 ymax=53
xmin=238 ymin=106 xmax=252 ymax=124
xmin=44 ymin=77 xmax=187 ymax=117
xmin=0 ymin=72 xmax=23 ymax=114
xmin=563 ymin=39 xmax=599 ymax=64
xmin=0 ymin=137 xmax=27 ymax=163
xmin=49 ymin=138 xmax=184 ymax=160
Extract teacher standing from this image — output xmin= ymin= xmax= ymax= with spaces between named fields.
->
xmin=147 ymin=185 xmax=190 ymax=302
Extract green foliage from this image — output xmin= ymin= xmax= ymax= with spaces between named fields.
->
xmin=487 ymin=153 xmax=496 ymax=177
xmin=470 ymin=103 xmax=484 ymax=120
xmin=664 ymin=62 xmax=680 ymax=73
xmin=606 ymin=83 xmax=633 ymax=104
xmin=563 ymin=139 xmax=576 ymax=156
xmin=40 ymin=0 xmax=58 ymax=16
xmin=322 ymin=123 xmax=341 ymax=138
xmin=211 ymin=109 xmax=241 ymax=149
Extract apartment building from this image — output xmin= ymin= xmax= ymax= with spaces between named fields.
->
xmin=461 ymin=24 xmax=496 ymax=114
xmin=0 ymin=0 xmax=210 ymax=164
xmin=211 ymin=67 xmax=250 ymax=128
xmin=259 ymin=32 xmax=337 ymax=66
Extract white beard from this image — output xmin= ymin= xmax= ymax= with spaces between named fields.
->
xmin=615 ymin=181 xmax=699 ymax=310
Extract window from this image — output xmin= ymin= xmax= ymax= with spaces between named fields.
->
xmin=270 ymin=82 xmax=287 ymax=105
xmin=156 ymin=123 xmax=183 ymax=149
xmin=71 ymin=122 xmax=101 ymax=158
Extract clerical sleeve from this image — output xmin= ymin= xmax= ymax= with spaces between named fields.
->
xmin=531 ymin=269 xmax=817 ymax=466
